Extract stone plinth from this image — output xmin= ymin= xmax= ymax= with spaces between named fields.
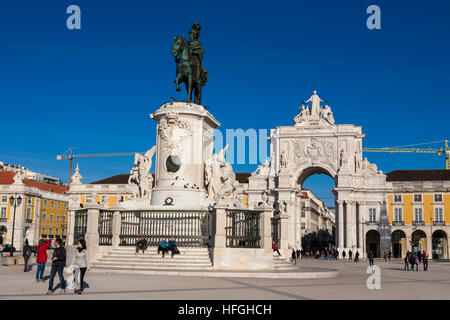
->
xmin=212 ymin=248 xmax=274 ymax=270
xmin=150 ymin=102 xmax=220 ymax=208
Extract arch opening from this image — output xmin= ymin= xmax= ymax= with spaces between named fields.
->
xmin=432 ymin=230 xmax=448 ymax=260
xmin=366 ymin=230 xmax=381 ymax=258
xmin=297 ymin=167 xmax=336 ymax=253
xmin=391 ymin=230 xmax=406 ymax=258
xmin=411 ymin=230 xmax=427 ymax=255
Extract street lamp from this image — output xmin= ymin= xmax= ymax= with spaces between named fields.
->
xmin=9 ymin=195 xmax=22 ymax=257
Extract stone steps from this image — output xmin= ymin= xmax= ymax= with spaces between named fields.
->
xmin=272 ymin=254 xmax=297 ymax=270
xmin=91 ymin=246 xmax=213 ymax=271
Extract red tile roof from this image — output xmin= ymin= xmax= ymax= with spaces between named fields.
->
xmin=90 ymin=172 xmax=252 ymax=185
xmin=0 ymin=171 xmax=68 ymax=194
xmin=386 ymin=170 xmax=450 ymax=182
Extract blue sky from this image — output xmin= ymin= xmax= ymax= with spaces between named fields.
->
xmin=1 ymin=0 xmax=449 ymax=206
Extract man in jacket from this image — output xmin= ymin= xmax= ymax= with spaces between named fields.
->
xmin=36 ymin=239 xmax=51 ymax=282
xmin=22 ymin=239 xmax=32 ymax=272
xmin=47 ymin=238 xmax=66 ymax=295
xmin=422 ymin=250 xmax=429 ymax=271
xmin=368 ymin=250 xmax=375 ymax=267
xmin=136 ymin=237 xmax=148 ymax=254
xmin=354 ymin=250 xmax=360 ymax=263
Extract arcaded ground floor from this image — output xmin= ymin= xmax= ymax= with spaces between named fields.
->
xmin=0 ymin=258 xmax=449 ymax=300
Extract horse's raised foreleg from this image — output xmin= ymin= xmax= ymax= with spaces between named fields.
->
xmin=174 ymin=73 xmax=182 ymax=92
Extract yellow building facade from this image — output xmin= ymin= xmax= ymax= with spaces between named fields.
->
xmin=385 ymin=170 xmax=450 ymax=260
xmin=39 ymin=198 xmax=69 ymax=240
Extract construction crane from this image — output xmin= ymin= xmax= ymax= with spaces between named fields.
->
xmin=362 ymin=140 xmax=450 ymax=170
xmin=56 ymin=147 xmax=142 ymax=186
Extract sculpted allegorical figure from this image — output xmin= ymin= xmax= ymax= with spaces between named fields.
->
xmin=362 ymin=157 xmax=382 ymax=175
xmin=205 ymin=145 xmax=239 ymax=202
xmin=303 ymin=90 xmax=326 ymax=117
xmin=252 ymin=159 xmax=270 ymax=176
xmin=323 ymin=105 xmax=335 ymax=124
xmin=128 ymin=146 xmax=156 ymax=199
xmin=280 ymin=151 xmax=288 ymax=169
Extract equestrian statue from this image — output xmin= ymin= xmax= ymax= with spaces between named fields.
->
xmin=172 ymin=22 xmax=209 ymax=105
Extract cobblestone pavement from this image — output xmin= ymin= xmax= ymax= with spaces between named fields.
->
xmin=0 ymin=258 xmax=449 ymax=300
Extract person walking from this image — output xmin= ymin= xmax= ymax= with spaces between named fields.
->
xmin=388 ymin=250 xmax=391 ymax=262
xmin=368 ymin=250 xmax=375 ymax=267
xmin=135 ymin=237 xmax=148 ymax=254
xmin=409 ymin=253 xmax=415 ymax=271
xmin=422 ymin=250 xmax=429 ymax=271
xmin=22 ymin=239 xmax=32 ymax=272
xmin=415 ymin=254 xmax=420 ymax=271
xmin=383 ymin=250 xmax=388 ymax=262
xmin=342 ymin=250 xmax=346 ymax=260
xmin=35 ymin=239 xmax=50 ymax=282
xmin=272 ymin=241 xmax=281 ymax=256
xmin=348 ymin=249 xmax=353 ymax=261
xmin=72 ymin=239 xmax=90 ymax=294
xmin=403 ymin=251 xmax=410 ymax=271
xmin=354 ymin=250 xmax=360 ymax=263
xmin=291 ymin=249 xmax=297 ymax=265
xmin=47 ymin=238 xmax=66 ymax=295
xmin=335 ymin=249 xmax=339 ymax=260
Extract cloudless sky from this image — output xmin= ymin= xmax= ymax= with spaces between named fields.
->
xmin=1 ymin=0 xmax=449 ymax=206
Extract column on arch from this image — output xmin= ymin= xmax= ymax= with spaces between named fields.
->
xmin=337 ymin=200 xmax=344 ymax=249
xmin=346 ymin=201 xmax=355 ymax=249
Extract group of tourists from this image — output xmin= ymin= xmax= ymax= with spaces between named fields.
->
xmin=403 ymin=250 xmax=429 ymax=271
xmin=28 ymin=237 xmax=90 ymax=295
xmin=135 ymin=237 xmax=180 ymax=258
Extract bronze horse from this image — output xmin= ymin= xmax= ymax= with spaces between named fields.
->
xmin=172 ymin=35 xmax=207 ymax=105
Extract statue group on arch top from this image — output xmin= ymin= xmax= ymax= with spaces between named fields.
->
xmin=294 ymin=90 xmax=335 ymax=125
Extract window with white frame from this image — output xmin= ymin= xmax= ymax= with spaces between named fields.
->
xmin=49 ymin=214 xmax=53 ymax=222
xmin=1 ymin=207 xmax=6 ymax=219
xmin=44 ymin=199 xmax=47 ymax=207
xmin=49 ymin=227 xmax=53 ymax=236
xmin=56 ymin=215 xmax=60 ymax=223
xmin=1 ymin=196 xmax=7 ymax=203
xmin=57 ymin=202 xmax=60 ymax=209
xmin=62 ymin=228 xmax=65 ymax=235
xmin=369 ymin=208 xmax=376 ymax=222
xmin=414 ymin=207 xmax=423 ymax=222
xmin=434 ymin=194 xmax=443 ymax=202
xmin=62 ymin=216 xmax=66 ymax=224
xmin=51 ymin=200 xmax=54 ymax=208
xmin=26 ymin=207 xmax=31 ymax=220
xmin=86 ymin=196 xmax=92 ymax=203
xmin=42 ymin=213 xmax=46 ymax=222
xmin=435 ymin=208 xmax=443 ymax=222
xmin=414 ymin=194 xmax=422 ymax=202
xmin=394 ymin=195 xmax=402 ymax=202
xmin=394 ymin=208 xmax=403 ymax=222
xmin=42 ymin=226 xmax=46 ymax=235
xmin=56 ymin=228 xmax=59 ymax=236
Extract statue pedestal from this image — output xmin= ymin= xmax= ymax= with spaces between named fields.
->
xmin=150 ymin=102 xmax=220 ymax=208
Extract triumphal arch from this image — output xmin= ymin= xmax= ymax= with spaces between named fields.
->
xmin=247 ymin=91 xmax=390 ymax=257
